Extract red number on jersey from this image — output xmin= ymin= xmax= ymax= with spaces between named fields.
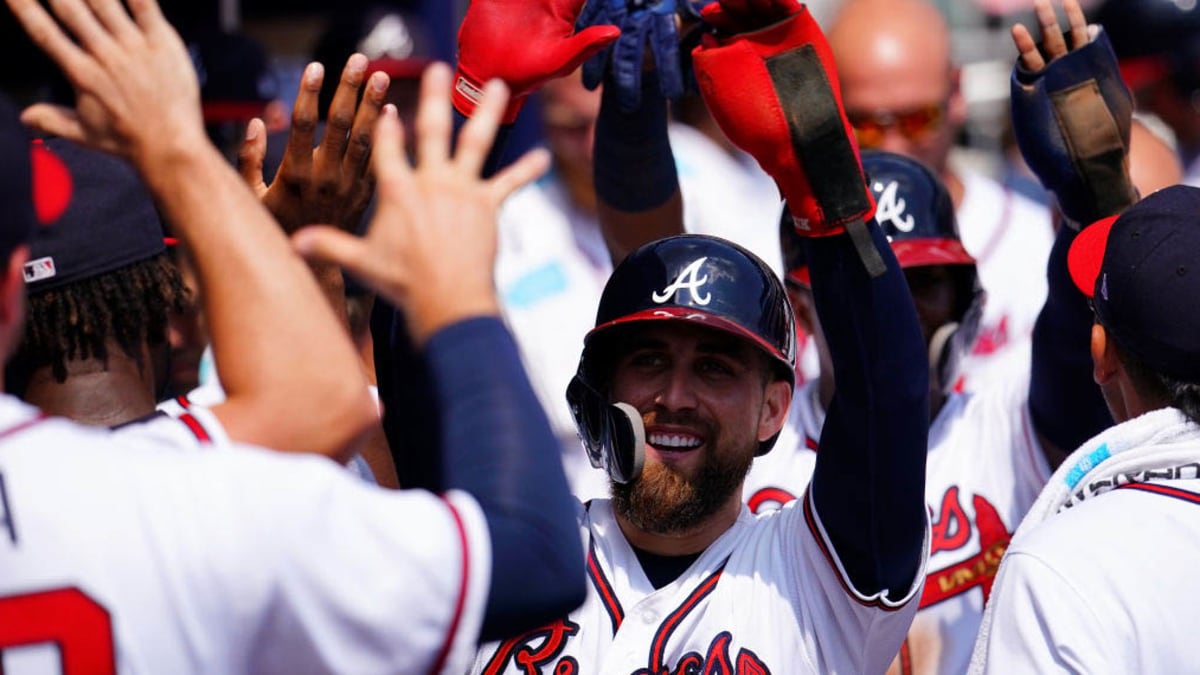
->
xmin=0 ymin=587 xmax=116 ymax=674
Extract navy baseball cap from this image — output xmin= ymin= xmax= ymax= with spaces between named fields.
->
xmin=1068 ymin=185 xmax=1200 ymax=381
xmin=191 ymin=31 xmax=281 ymax=124
xmin=314 ymin=7 xmax=434 ymax=82
xmin=23 ymin=138 xmax=166 ymax=292
xmin=0 ymin=96 xmax=71 ymax=263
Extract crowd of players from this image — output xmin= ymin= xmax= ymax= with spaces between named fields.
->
xmin=1 ymin=0 xmax=1199 ymax=672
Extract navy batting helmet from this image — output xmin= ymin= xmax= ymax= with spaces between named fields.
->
xmin=567 ymin=234 xmax=796 ymax=483
xmin=862 ymin=150 xmax=985 ymax=393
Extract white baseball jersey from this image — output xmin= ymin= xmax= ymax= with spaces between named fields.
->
xmin=471 ymin=496 xmax=925 ymax=674
xmin=148 ymin=386 xmax=377 ymax=482
xmin=973 ymin=477 xmax=1200 ymax=672
xmin=742 ymin=370 xmax=1052 ymax=674
xmin=0 ymin=395 xmax=491 ymax=674
xmin=887 ymin=368 xmax=1050 ymax=675
xmin=742 ymin=380 xmax=822 ymax=514
xmin=953 ymin=167 xmax=1053 ymax=394
xmin=968 ymin=406 xmax=1200 ymax=672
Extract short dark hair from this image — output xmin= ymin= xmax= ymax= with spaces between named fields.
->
xmin=10 ymin=254 xmax=188 ymax=390
xmin=1118 ymin=342 xmax=1200 ymax=427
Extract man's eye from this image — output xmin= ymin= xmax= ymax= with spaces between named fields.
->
xmin=699 ymin=359 xmax=734 ymax=376
xmin=630 ymin=352 xmax=665 ymax=368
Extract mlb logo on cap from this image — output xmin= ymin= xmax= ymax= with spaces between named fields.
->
xmin=22 ymin=257 xmax=56 ymax=284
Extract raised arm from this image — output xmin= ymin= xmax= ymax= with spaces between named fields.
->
xmin=1010 ymin=0 xmax=1129 ymax=468
xmin=293 ymin=64 xmax=586 ymax=640
xmin=8 ymin=0 xmax=378 ymax=460
xmin=692 ymin=0 xmax=928 ymax=599
xmin=578 ymin=0 xmax=699 ymax=261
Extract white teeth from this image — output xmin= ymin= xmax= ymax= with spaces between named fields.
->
xmin=648 ymin=433 xmax=702 ymax=449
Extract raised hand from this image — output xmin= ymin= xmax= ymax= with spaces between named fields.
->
xmin=1011 ymin=0 xmax=1090 ymax=71
xmin=293 ymin=63 xmax=551 ymax=344
xmin=7 ymin=0 xmax=207 ymax=162
xmin=1008 ymin=0 xmax=1135 ymax=226
xmin=239 ymin=54 xmax=389 ymax=236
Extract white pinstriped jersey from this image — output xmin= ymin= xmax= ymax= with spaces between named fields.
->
xmin=739 ymin=371 xmax=1052 ymax=674
xmin=471 ymin=496 xmax=926 ymax=674
xmin=0 ymin=395 xmax=491 ymax=674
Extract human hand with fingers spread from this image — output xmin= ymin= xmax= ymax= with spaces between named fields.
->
xmin=1009 ymin=0 xmax=1135 ymax=226
xmin=239 ymin=54 xmax=388 ymax=236
xmin=7 ymin=0 xmax=206 ymax=163
xmin=293 ymin=63 xmax=550 ymax=345
xmin=8 ymin=0 xmax=379 ymax=459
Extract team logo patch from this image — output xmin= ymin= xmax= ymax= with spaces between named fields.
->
xmin=652 ymin=257 xmax=711 ymax=306
xmin=22 ymin=257 xmax=56 ymax=284
xmin=873 ymin=180 xmax=916 ymax=233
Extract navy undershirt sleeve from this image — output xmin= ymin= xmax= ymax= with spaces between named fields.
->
xmin=370 ymin=301 xmax=442 ymax=490
xmin=806 ymin=221 xmax=929 ymax=599
xmin=423 ymin=317 xmax=586 ymax=642
xmin=593 ymin=72 xmax=678 ymax=212
xmin=372 ymin=112 xmax=516 ymax=485
xmin=1029 ymin=225 xmax=1113 ymax=456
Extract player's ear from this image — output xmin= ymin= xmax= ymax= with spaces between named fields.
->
xmin=0 ymin=245 xmax=28 ymax=324
xmin=1090 ymin=322 xmax=1119 ymax=385
xmin=757 ymin=379 xmax=792 ymax=443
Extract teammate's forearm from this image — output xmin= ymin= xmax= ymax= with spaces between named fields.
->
xmin=425 ymin=317 xmax=586 ymax=639
xmin=1029 ymin=225 xmax=1113 ymax=466
xmin=136 ymin=141 xmax=376 ymax=458
xmin=807 ymin=221 xmax=929 ymax=598
xmin=372 ymin=302 xmax=443 ymax=490
xmin=593 ymin=70 xmax=684 ymax=262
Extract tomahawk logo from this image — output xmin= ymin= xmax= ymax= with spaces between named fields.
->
xmin=652 ymin=257 xmax=712 ymax=306
xmin=873 ymin=180 xmax=916 ymax=233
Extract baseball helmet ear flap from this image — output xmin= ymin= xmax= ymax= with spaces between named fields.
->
xmin=566 ymin=374 xmax=645 ymax=484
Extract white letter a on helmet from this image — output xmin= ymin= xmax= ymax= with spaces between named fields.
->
xmin=652 ymin=257 xmax=712 ymax=306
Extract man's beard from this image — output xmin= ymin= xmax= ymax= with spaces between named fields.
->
xmin=610 ymin=444 xmax=753 ymax=536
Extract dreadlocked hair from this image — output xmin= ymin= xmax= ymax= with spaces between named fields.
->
xmin=17 ymin=254 xmax=189 ymax=385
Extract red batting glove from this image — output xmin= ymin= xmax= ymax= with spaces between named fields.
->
xmin=692 ymin=0 xmax=875 ymax=235
xmin=454 ymin=0 xmax=621 ymax=124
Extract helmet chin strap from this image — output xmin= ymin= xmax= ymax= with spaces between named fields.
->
xmin=927 ymin=321 xmax=960 ymax=394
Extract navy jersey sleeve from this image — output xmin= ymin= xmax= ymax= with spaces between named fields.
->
xmin=1028 ymin=225 xmax=1113 ymax=460
xmin=374 ymin=311 xmax=586 ymax=642
xmin=806 ymin=221 xmax=929 ymax=599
